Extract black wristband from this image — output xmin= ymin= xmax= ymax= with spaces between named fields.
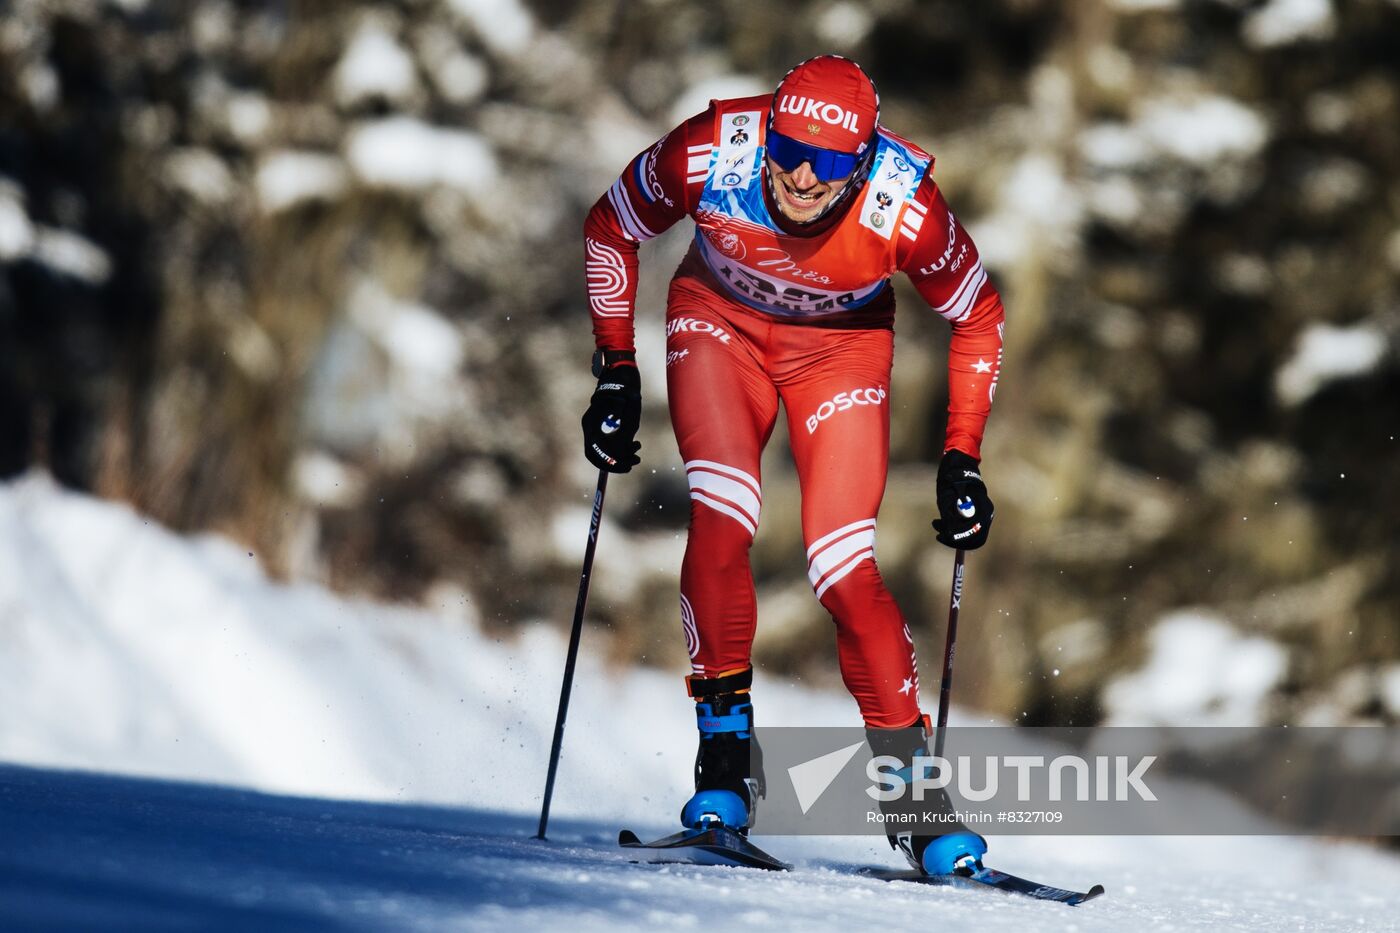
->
xmin=591 ymin=349 xmax=637 ymax=377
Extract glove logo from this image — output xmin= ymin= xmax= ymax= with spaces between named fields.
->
xmin=952 ymin=522 xmax=982 ymax=541
xmin=601 ymin=414 xmax=622 ymax=435
xmin=956 ymin=496 xmax=976 ymax=519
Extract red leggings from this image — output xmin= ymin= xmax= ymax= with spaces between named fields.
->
xmin=665 ymin=273 xmax=921 ymax=729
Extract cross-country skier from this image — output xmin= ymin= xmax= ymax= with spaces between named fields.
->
xmin=580 ymin=55 xmax=1003 ymax=875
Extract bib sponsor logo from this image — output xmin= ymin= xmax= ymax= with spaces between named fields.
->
xmin=805 ymin=385 xmax=888 ymax=434
xmin=666 ymin=317 xmax=733 ymax=344
xmin=702 ymin=226 xmax=747 ymax=260
xmin=753 ymin=247 xmax=833 ymax=285
xmin=713 ymin=260 xmax=878 ymax=315
xmin=777 ymin=95 xmax=864 ymax=134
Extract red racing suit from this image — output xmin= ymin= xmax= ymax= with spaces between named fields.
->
xmin=583 ymin=95 xmax=1005 ymax=728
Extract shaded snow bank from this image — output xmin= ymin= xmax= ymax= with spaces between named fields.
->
xmin=0 ymin=472 xmax=860 ymax=820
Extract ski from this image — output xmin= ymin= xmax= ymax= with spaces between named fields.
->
xmin=964 ymin=863 xmax=1104 ymax=905
xmin=862 ymin=864 xmax=1105 ymax=906
xmin=618 ymin=829 xmax=1101 ymax=903
xmin=617 ymin=827 xmax=792 ymax=871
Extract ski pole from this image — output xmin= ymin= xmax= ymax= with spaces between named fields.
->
xmin=932 ymin=549 xmax=966 ymax=763
xmin=536 ymin=468 xmax=609 ymax=840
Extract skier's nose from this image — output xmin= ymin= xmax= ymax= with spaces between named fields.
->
xmin=790 ymin=162 xmax=820 ymax=190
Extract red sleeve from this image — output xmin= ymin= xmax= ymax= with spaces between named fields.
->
xmin=898 ymin=177 xmax=1005 ymax=461
xmin=583 ymin=109 xmax=712 ymax=352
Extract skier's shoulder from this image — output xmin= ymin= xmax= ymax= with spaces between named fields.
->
xmin=866 ymin=125 xmax=938 ymax=209
xmin=694 ymin=95 xmax=772 ymax=146
xmin=710 ymin=93 xmax=773 ymax=117
xmin=872 ymin=127 xmax=951 ymax=229
xmin=874 ymin=125 xmax=934 ymax=167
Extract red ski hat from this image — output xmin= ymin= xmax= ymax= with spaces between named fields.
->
xmin=769 ymin=55 xmax=880 ymax=156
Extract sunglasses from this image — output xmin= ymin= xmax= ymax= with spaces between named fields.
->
xmin=765 ymin=130 xmax=866 ymax=183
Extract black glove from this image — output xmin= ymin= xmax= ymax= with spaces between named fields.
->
xmin=582 ymin=359 xmax=641 ymax=473
xmin=932 ymin=449 xmax=994 ymax=549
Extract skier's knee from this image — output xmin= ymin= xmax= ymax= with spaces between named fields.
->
xmin=685 ymin=460 xmax=761 ymax=541
xmin=812 ymin=558 xmax=886 ymax=619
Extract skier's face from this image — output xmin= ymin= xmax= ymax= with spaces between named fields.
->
xmin=766 ymin=157 xmax=852 ymax=223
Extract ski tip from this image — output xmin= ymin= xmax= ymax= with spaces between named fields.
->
xmin=1064 ymin=884 xmax=1106 ymax=906
xmin=618 ymin=829 xmax=643 ymax=847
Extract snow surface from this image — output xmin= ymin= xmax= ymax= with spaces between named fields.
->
xmin=971 ymin=153 xmax=1083 ymax=270
xmin=420 ymin=39 xmax=489 ymax=107
xmin=1109 ymin=0 xmax=1179 ymax=10
xmin=223 ymin=92 xmax=274 ymax=145
xmin=0 ymin=180 xmax=112 ymax=282
xmin=1081 ymin=93 xmax=1269 ymax=170
xmin=29 ymin=225 xmax=112 ymax=284
xmin=344 ymin=117 xmax=499 ymax=198
xmin=1383 ymin=665 xmax=1400 ymax=718
xmin=444 ymin=0 xmax=535 ymax=57
xmin=255 ymin=150 xmax=350 ymax=213
xmin=1243 ymin=0 xmax=1336 ymax=48
xmin=306 ymin=278 xmax=469 ymax=455
xmin=1138 ymin=95 xmax=1269 ymax=166
xmin=0 ymin=180 xmax=35 ymax=259
xmin=334 ymin=17 xmax=419 ymax=108
xmin=2 ymin=475 xmax=1398 ymax=929
xmin=1275 ymin=322 xmax=1388 ymax=405
xmin=165 ymin=147 xmax=236 ymax=205
xmin=815 ymin=3 xmax=875 ymax=48
xmin=292 ymin=450 xmax=368 ymax=509
xmin=1102 ymin=613 xmax=1288 ymax=726
xmin=670 ymin=75 xmax=768 ymax=125
xmin=0 ymin=471 xmax=850 ymax=811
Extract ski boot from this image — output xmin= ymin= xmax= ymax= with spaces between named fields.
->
xmin=679 ymin=667 xmax=765 ymax=832
xmin=867 ymin=716 xmax=987 ymax=876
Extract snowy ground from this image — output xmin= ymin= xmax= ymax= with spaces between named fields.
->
xmin=1 ymin=473 xmax=1398 ymax=929
xmin=3 ymin=763 xmax=1396 ymax=932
